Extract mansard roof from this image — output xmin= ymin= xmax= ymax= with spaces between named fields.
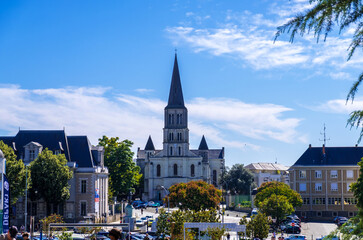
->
xmin=165 ymin=54 xmax=185 ymax=109
xmin=0 ymin=130 xmax=101 ymax=168
xmin=292 ymin=145 xmax=363 ymax=166
xmin=144 ymin=135 xmax=155 ymax=151
xmin=198 ymin=135 xmax=209 ymax=150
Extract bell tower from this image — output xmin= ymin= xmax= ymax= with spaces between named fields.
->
xmin=163 ymin=54 xmax=189 ymax=156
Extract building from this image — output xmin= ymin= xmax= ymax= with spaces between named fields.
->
xmin=289 ymin=144 xmax=360 ymax=219
xmin=0 ymin=130 xmax=108 ymax=226
xmin=245 ymin=162 xmax=289 ymax=187
xmin=136 ymin=55 xmax=225 ymax=201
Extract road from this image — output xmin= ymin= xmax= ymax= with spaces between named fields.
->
xmin=131 ymin=207 xmax=338 ymax=240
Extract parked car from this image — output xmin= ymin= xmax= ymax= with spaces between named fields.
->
xmin=284 ymin=225 xmax=301 ymax=234
xmin=135 ymin=203 xmax=147 ymax=209
xmin=147 ymin=201 xmax=160 ymax=207
xmin=337 ymin=217 xmax=348 ymax=226
xmin=285 ymin=235 xmax=306 ymax=240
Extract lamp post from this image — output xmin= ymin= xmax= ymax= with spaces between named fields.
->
xmin=160 ymin=186 xmax=169 ymax=213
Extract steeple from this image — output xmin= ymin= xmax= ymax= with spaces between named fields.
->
xmin=198 ymin=135 xmax=209 ymax=150
xmin=166 ymin=54 xmax=185 ymax=109
xmin=145 ymin=135 xmax=155 ymax=151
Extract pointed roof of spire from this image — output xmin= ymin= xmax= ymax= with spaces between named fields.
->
xmin=198 ymin=135 xmax=209 ymax=150
xmin=145 ymin=135 xmax=155 ymax=151
xmin=166 ymin=54 xmax=185 ymax=109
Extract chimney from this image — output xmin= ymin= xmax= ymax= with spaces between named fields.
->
xmin=309 ymin=144 xmax=311 ymax=148
xmin=356 ymin=144 xmax=358 ymax=147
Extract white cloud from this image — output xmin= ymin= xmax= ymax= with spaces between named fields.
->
xmin=166 ymin=2 xmax=363 ymax=70
xmin=134 ymin=88 xmax=154 ymax=94
xmin=0 ymin=86 xmax=305 ymax=154
xmin=329 ymin=72 xmax=353 ymax=81
xmin=314 ymin=99 xmax=363 ymax=114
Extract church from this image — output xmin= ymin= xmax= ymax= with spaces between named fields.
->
xmin=136 ymin=55 xmax=225 ymax=201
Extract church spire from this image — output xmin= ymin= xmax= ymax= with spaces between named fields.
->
xmin=198 ymin=135 xmax=209 ymax=150
xmin=166 ymin=53 xmax=185 ymax=109
xmin=144 ymin=135 xmax=155 ymax=151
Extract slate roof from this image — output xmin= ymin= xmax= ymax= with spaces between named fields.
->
xmin=165 ymin=54 xmax=185 ymax=109
xmin=0 ymin=130 xmax=98 ymax=168
xmin=198 ymin=135 xmax=209 ymax=150
xmin=292 ymin=146 xmax=363 ymax=166
xmin=145 ymin=136 xmax=155 ymax=151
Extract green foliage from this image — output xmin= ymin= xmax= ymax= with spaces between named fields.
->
xmin=351 ymin=158 xmax=363 ymax=228
xmin=258 ymin=194 xmax=294 ymax=223
xmin=156 ymin=208 xmax=171 ymax=237
xmin=238 ymin=201 xmax=251 ymax=208
xmin=29 ymin=148 xmax=73 ymax=207
xmin=246 ymin=212 xmax=269 ymax=239
xmin=206 ymin=226 xmax=226 ymax=240
xmin=40 ymin=214 xmax=64 ymax=237
xmin=57 ymin=232 xmax=73 ymax=240
xmin=275 ymin=0 xmax=363 ymax=142
xmin=167 ymin=180 xmax=222 ymax=211
xmin=220 ymin=164 xmax=256 ymax=195
xmin=98 ymin=136 xmax=142 ymax=199
xmin=255 ymin=181 xmax=302 ymax=208
xmin=0 ymin=141 xmax=29 ymax=205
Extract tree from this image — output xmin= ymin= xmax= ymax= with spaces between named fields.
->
xmin=167 ymin=180 xmax=222 ymax=211
xmin=98 ymin=136 xmax=142 ymax=200
xmin=40 ymin=214 xmax=64 ymax=237
xmin=156 ymin=208 xmax=171 ymax=238
xmin=0 ymin=141 xmax=29 ymax=205
xmin=245 ymin=213 xmax=270 ymax=239
xmin=258 ymin=194 xmax=295 ymax=224
xmin=29 ymin=149 xmax=73 ymax=213
xmin=351 ymin=158 xmax=363 ymax=228
xmin=206 ymin=227 xmax=226 ymax=240
xmin=220 ymin=164 xmax=256 ymax=195
xmin=275 ymin=0 xmax=363 ymax=141
xmin=254 ymin=181 xmax=303 ymax=210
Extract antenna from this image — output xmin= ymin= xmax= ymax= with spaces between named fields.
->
xmin=319 ymin=123 xmax=330 ymax=145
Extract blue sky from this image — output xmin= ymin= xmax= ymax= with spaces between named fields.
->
xmin=0 ymin=0 xmax=363 ymax=167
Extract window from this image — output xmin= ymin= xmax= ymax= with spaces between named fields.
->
xmin=177 ymin=133 xmax=182 ymax=141
xmin=29 ymin=150 xmax=35 ymax=161
xmin=170 ymin=147 xmax=173 ymax=156
xmin=157 ymin=165 xmax=161 ymax=177
xmin=312 ymin=198 xmax=326 ymax=205
xmin=302 ymin=198 xmax=310 ymax=205
xmin=169 ymin=133 xmax=174 ymax=141
xmin=191 ymin=164 xmax=195 ymax=177
xmin=173 ymin=164 xmax=178 ymax=176
xmin=315 ymin=183 xmax=322 ymax=191
xmin=347 ymin=170 xmax=354 ymax=179
xmin=168 ymin=114 xmax=172 ymax=124
xmin=328 ymin=198 xmax=341 ymax=205
xmin=315 ymin=170 xmax=322 ymax=178
xmin=178 ymin=147 xmax=182 ymax=156
xmin=179 ymin=114 xmax=182 ymax=124
xmin=81 ymin=180 xmax=87 ymax=193
xmin=54 ymin=150 xmax=61 ymax=155
xmin=299 ymin=170 xmax=306 ymax=178
xmin=299 ymin=183 xmax=306 ymax=192
xmin=331 ymin=170 xmax=338 ymax=178
xmin=213 ymin=170 xmax=217 ymax=186
xmin=81 ymin=202 xmax=87 ymax=216
xmin=177 ymin=114 xmax=180 ymax=124
xmin=347 ymin=182 xmax=351 ymax=192
xmin=331 ymin=183 xmax=338 ymax=191
xmin=344 ymin=198 xmax=357 ymax=205
xmin=171 ymin=114 xmax=174 ymax=124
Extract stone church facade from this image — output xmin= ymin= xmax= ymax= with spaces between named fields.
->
xmin=136 ymin=55 xmax=225 ymax=201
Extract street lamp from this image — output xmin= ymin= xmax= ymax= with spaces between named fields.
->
xmin=160 ymin=186 xmax=169 ymax=213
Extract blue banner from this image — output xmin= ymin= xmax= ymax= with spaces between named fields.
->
xmin=3 ymin=174 xmax=9 ymax=234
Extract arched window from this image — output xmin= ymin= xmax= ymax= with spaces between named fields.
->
xmin=169 ymin=132 xmax=174 ymax=141
xmin=174 ymin=164 xmax=178 ymax=176
xmin=171 ymin=114 xmax=175 ymax=124
xmin=177 ymin=133 xmax=182 ymax=141
xmin=178 ymin=146 xmax=182 ymax=156
xmin=191 ymin=164 xmax=195 ymax=177
xmin=168 ymin=114 xmax=172 ymax=124
xmin=213 ymin=170 xmax=217 ymax=186
xmin=170 ymin=147 xmax=173 ymax=156
xmin=180 ymin=114 xmax=182 ymax=124
xmin=157 ymin=164 xmax=161 ymax=177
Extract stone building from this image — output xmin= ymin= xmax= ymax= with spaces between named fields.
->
xmin=136 ymin=55 xmax=225 ymax=201
xmin=289 ymin=144 xmax=360 ymax=219
xmin=245 ymin=162 xmax=289 ymax=187
xmin=0 ymin=130 xmax=108 ymax=226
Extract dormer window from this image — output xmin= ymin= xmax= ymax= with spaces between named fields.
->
xmin=54 ymin=150 xmax=61 ymax=155
xmin=24 ymin=141 xmax=43 ymax=163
